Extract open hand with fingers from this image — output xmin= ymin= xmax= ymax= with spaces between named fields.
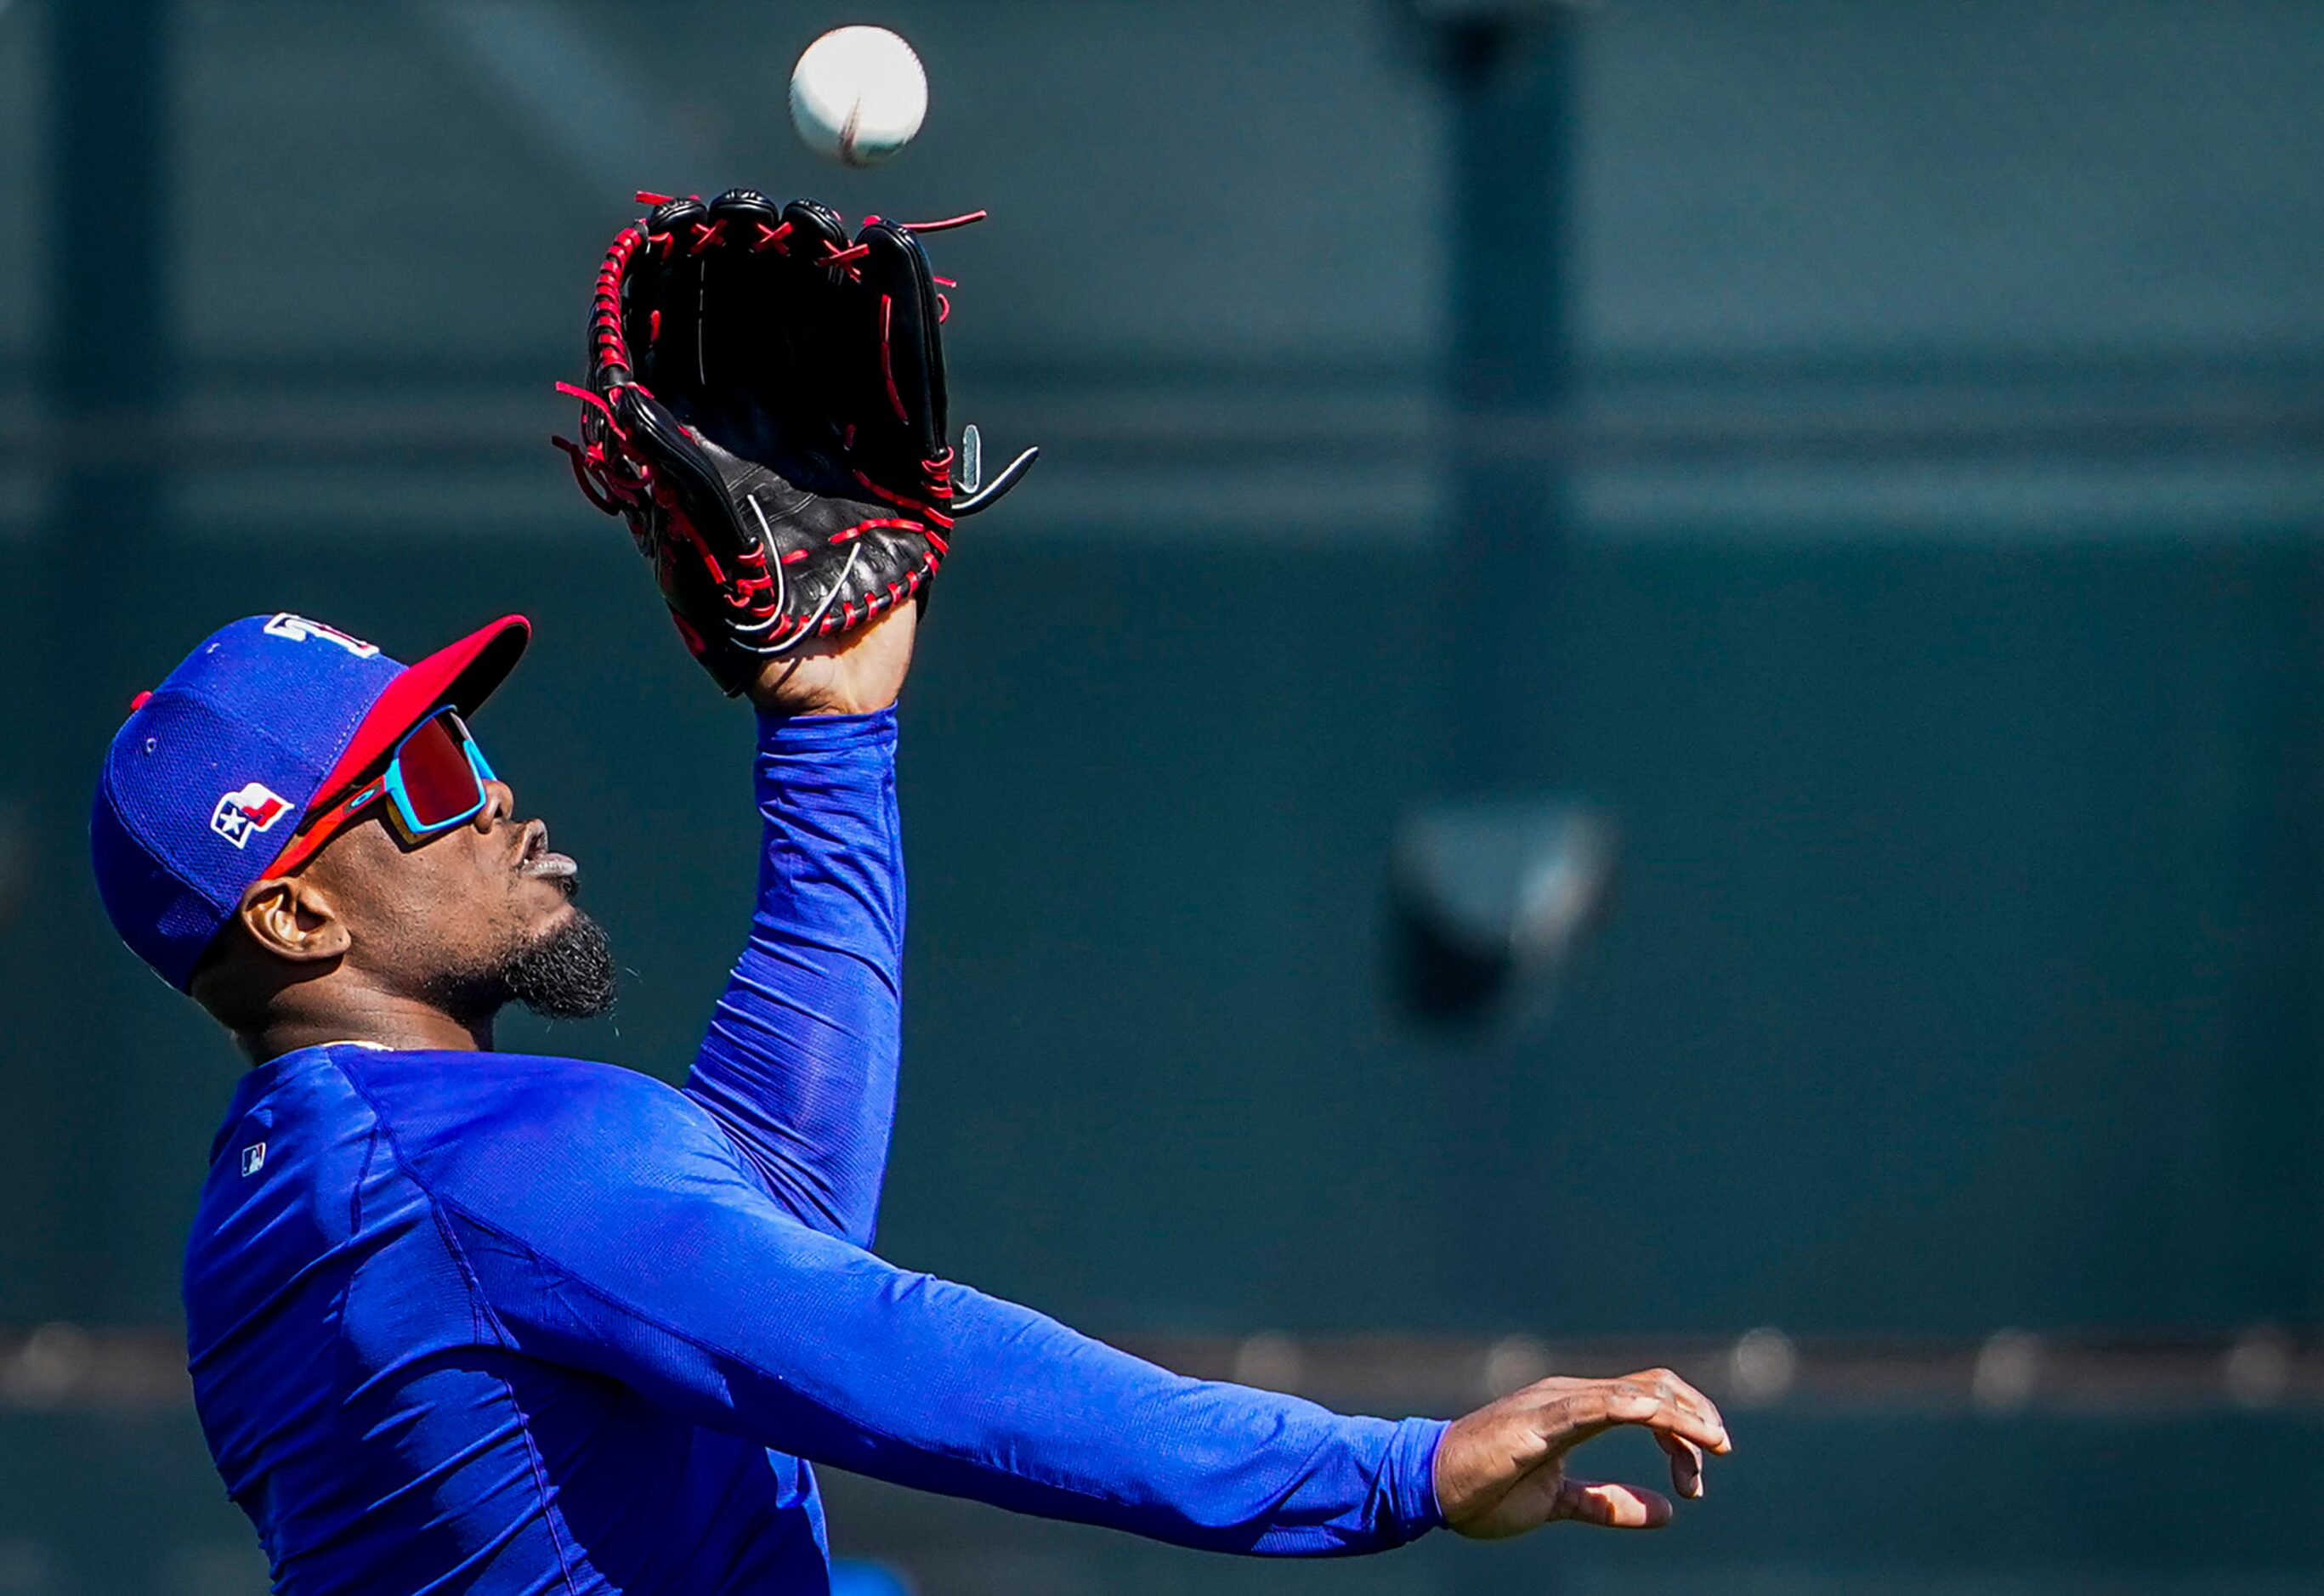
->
xmin=1433 ymin=1367 xmax=1732 ymax=1538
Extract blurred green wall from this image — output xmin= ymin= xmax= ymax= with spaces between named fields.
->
xmin=4 ymin=529 xmax=2322 ymax=1593
xmin=7 ymin=528 xmax=2318 ymax=1338
xmin=3 ymin=2 xmax=2323 ymax=1590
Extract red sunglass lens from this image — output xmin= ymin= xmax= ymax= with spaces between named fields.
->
xmin=396 ymin=715 xmax=482 ymax=827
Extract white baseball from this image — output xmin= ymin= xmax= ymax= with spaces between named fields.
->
xmin=789 ymin=26 xmax=928 ymax=168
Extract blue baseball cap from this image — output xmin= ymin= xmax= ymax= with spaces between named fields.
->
xmin=91 ymin=612 xmax=530 ymax=990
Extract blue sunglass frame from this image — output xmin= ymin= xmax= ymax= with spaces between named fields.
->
xmin=265 ymin=710 xmax=497 ymax=877
xmin=367 ymin=710 xmax=499 ymax=842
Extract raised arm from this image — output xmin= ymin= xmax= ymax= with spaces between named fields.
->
xmin=684 ymin=606 xmax=918 ymax=1246
xmin=576 ymin=187 xmax=1004 ymax=1242
xmin=685 ymin=707 xmax=904 ymax=1244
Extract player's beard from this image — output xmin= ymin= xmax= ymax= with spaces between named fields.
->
xmin=503 ymin=909 xmax=618 ymax=1021
xmin=422 ymin=908 xmax=618 ymax=1025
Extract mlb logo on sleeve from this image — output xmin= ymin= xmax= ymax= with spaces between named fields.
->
xmin=241 ymin=1142 xmax=267 ymax=1177
xmin=212 ymin=783 xmax=291 ymax=849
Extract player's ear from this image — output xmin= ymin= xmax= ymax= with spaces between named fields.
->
xmin=235 ymin=875 xmax=350 ymax=965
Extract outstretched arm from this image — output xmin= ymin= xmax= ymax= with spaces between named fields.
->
xmin=423 ymin=1078 xmax=1727 ymax=1554
xmin=685 ymin=606 xmax=919 ymax=1246
xmin=433 ymin=1082 xmax=1443 ymax=1556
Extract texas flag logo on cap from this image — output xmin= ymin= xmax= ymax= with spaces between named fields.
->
xmin=211 ymin=783 xmax=292 ymax=850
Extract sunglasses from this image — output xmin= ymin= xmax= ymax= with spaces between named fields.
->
xmin=265 ymin=710 xmax=499 ymax=878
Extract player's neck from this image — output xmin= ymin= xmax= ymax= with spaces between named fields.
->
xmin=241 ymin=992 xmax=494 ymax=1065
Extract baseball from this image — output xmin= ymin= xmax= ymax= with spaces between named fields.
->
xmin=789 ymin=25 xmax=928 ymax=168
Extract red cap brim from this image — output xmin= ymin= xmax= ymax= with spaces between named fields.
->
xmin=309 ymin=614 xmax=530 ymax=807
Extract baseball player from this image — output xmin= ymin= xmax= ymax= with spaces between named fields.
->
xmin=90 ymin=192 xmax=1729 ymax=1593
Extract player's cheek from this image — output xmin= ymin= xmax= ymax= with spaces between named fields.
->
xmin=427 ymin=840 xmax=504 ymax=929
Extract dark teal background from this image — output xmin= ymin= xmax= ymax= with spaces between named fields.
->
xmin=8 ymin=531 xmax=2324 ymax=1591
xmin=12 ymin=531 xmax=2322 ymax=1337
xmin=3 ymin=0 xmax=2322 ymax=1589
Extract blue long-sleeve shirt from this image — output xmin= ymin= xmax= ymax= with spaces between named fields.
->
xmin=182 ymin=709 xmax=1446 ymax=1593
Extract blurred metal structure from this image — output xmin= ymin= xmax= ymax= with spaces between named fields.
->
xmin=29 ymin=0 xmax=173 ymax=1331
xmin=19 ymin=1322 xmax=2324 ymax=1421
xmin=1391 ymin=1 xmax=1610 ymax=1031
xmin=1431 ymin=0 xmax=1576 ymax=784
xmin=1389 ymin=795 xmax=1617 ymax=1023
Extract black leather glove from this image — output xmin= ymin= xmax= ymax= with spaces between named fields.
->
xmin=557 ymin=188 xmax=1035 ymax=694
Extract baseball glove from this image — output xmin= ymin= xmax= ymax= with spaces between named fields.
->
xmin=555 ymin=189 xmax=1035 ymax=695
